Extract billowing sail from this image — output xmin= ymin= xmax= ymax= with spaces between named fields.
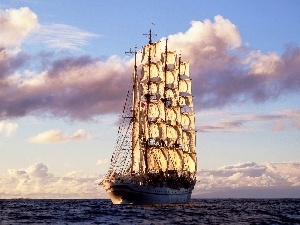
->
xmin=147 ymin=147 xmax=168 ymax=172
xmin=102 ymin=32 xmax=198 ymax=206
xmin=148 ymin=101 xmax=165 ymax=121
xmin=107 ymin=36 xmax=196 ymax=179
xmin=162 ymin=51 xmax=177 ymax=69
xmin=179 ymin=62 xmax=190 ymax=78
xmin=168 ymin=149 xmax=183 ymax=171
xmin=141 ymin=62 xmax=164 ymax=83
xmin=182 ymin=131 xmax=196 ymax=153
xmin=166 ymin=107 xmax=181 ymax=125
xmin=179 ymin=79 xmax=192 ymax=96
xmin=183 ymin=152 xmax=197 ymax=173
xmin=181 ymin=113 xmax=195 ymax=130
xmin=179 ymin=96 xmax=193 ymax=108
xmin=166 ymin=69 xmax=178 ymax=89
xmin=139 ymin=40 xmax=196 ymax=175
xmin=142 ymin=41 xmax=161 ymax=64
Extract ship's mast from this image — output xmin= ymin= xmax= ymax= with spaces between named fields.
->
xmin=164 ymin=38 xmax=170 ymax=171
xmin=142 ymin=29 xmax=157 ymax=173
xmin=125 ymin=47 xmax=140 ymax=174
xmin=143 ymin=29 xmax=157 ymax=44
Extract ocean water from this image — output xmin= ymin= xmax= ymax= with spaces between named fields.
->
xmin=0 ymin=199 xmax=299 ymax=224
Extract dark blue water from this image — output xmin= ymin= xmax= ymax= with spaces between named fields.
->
xmin=0 ymin=199 xmax=299 ymax=224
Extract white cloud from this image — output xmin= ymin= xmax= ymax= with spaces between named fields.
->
xmin=0 ymin=7 xmax=38 ymax=51
xmin=194 ymin=161 xmax=300 ymax=198
xmin=0 ymin=161 xmax=299 ymax=199
xmin=97 ymin=159 xmax=109 ymax=166
xmin=0 ymin=162 xmax=105 ymax=199
xmin=1 ymin=14 xmax=300 ymax=121
xmin=248 ymin=51 xmax=280 ymax=75
xmin=0 ymin=121 xmax=18 ymax=137
xmin=32 ymin=23 xmax=99 ymax=50
xmin=0 ymin=6 xmax=98 ymax=53
xmin=167 ymin=15 xmax=241 ymax=66
xmin=28 ymin=129 xmax=90 ymax=143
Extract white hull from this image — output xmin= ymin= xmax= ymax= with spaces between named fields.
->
xmin=103 ymin=181 xmax=193 ymax=204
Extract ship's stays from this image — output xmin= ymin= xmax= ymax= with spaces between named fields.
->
xmin=100 ymin=30 xmax=197 ymax=204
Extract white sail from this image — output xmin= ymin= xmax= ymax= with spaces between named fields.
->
xmin=142 ymin=41 xmax=161 ymax=64
xmin=165 ymin=89 xmax=179 ymax=107
xmin=179 ymin=62 xmax=190 ymax=79
xmin=166 ymin=69 xmax=178 ymax=88
xmin=149 ymin=123 xmax=159 ymax=138
xmin=179 ymin=79 xmax=192 ymax=95
xmin=140 ymin=64 xmax=149 ymax=83
xmin=182 ymin=131 xmax=196 ymax=153
xmin=149 ymin=82 xmax=164 ymax=100
xmin=132 ymin=123 xmax=141 ymax=173
xmin=102 ymin=32 xmax=198 ymax=206
xmin=181 ymin=113 xmax=195 ymax=130
xmin=168 ymin=149 xmax=183 ymax=171
xmin=148 ymin=101 xmax=165 ymax=121
xmin=166 ymin=107 xmax=181 ymax=125
xmin=166 ymin=125 xmax=179 ymax=140
xmin=179 ymin=96 xmax=193 ymax=108
xmin=183 ymin=152 xmax=197 ymax=173
xmin=147 ymin=147 xmax=168 ymax=172
xmin=158 ymin=122 xmax=167 ymax=140
xmin=162 ymin=51 xmax=177 ymax=68
xmin=150 ymin=61 xmax=164 ymax=81
xmin=141 ymin=62 xmax=164 ymax=83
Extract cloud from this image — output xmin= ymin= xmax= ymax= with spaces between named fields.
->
xmin=0 ymin=121 xmax=18 ymax=137
xmin=31 ymin=23 xmax=99 ymax=50
xmin=0 ymin=13 xmax=300 ymax=121
xmin=197 ymin=109 xmax=300 ymax=133
xmin=0 ymin=53 xmax=131 ymax=120
xmin=294 ymin=120 xmax=300 ymax=129
xmin=0 ymin=161 xmax=299 ymax=199
xmin=272 ymin=122 xmax=285 ymax=132
xmin=0 ymin=162 xmax=105 ymax=199
xmin=0 ymin=7 xmax=38 ymax=51
xmin=28 ymin=129 xmax=90 ymax=143
xmin=166 ymin=16 xmax=300 ymax=109
xmin=97 ymin=159 xmax=109 ymax=167
xmin=194 ymin=161 xmax=300 ymax=198
xmin=0 ymin=7 xmax=97 ymax=52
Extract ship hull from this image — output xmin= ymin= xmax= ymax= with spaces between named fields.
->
xmin=103 ymin=181 xmax=193 ymax=204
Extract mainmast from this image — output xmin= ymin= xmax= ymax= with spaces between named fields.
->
xmin=142 ymin=29 xmax=158 ymax=173
xmin=143 ymin=29 xmax=157 ymax=44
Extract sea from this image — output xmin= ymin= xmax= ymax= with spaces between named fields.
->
xmin=0 ymin=199 xmax=299 ymax=224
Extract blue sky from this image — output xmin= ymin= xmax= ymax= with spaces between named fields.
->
xmin=0 ymin=1 xmax=299 ymax=198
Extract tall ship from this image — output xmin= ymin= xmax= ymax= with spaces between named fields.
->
xmin=100 ymin=30 xmax=197 ymax=204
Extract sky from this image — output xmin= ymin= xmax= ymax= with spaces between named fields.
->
xmin=0 ymin=0 xmax=299 ymax=199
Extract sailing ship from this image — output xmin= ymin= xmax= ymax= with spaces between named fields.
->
xmin=100 ymin=30 xmax=197 ymax=204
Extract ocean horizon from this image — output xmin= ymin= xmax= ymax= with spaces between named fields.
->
xmin=1 ymin=198 xmax=299 ymax=224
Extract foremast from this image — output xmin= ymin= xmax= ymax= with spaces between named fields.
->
xmin=126 ymin=47 xmax=141 ymax=175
